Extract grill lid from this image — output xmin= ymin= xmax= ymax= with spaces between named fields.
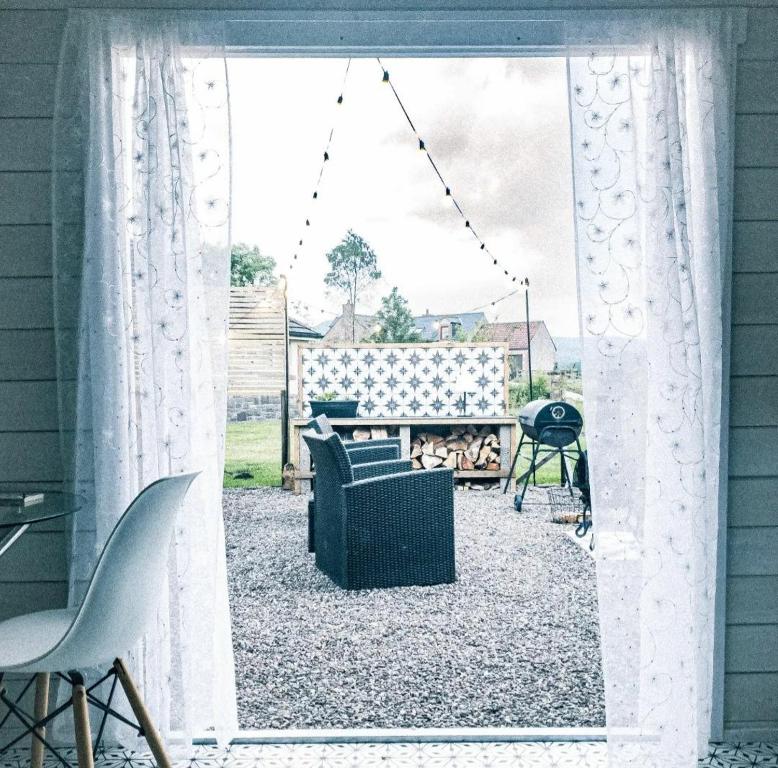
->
xmin=518 ymin=399 xmax=583 ymax=447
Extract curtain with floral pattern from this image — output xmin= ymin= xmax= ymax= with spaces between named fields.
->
xmin=566 ymin=11 xmax=738 ymax=767
xmin=53 ymin=11 xmax=236 ymax=742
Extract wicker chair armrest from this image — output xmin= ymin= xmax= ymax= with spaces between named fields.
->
xmin=344 ymin=467 xmax=454 ymax=512
xmin=344 ymin=437 xmax=402 ymax=452
xmin=352 ymin=459 xmax=413 ymax=480
xmin=346 ymin=444 xmax=400 ymax=464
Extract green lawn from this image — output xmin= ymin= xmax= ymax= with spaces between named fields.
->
xmin=224 ymin=420 xmax=282 ymax=488
xmin=223 ymin=418 xmax=584 ymax=490
xmin=512 ymin=440 xmax=583 ymax=487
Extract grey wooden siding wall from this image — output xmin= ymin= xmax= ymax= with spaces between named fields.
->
xmin=725 ymin=9 xmax=778 ymax=736
xmin=0 ymin=0 xmax=775 ymax=738
xmin=0 ymin=10 xmax=69 ymax=644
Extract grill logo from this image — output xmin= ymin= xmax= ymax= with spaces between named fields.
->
xmin=550 ymin=405 xmax=566 ymax=420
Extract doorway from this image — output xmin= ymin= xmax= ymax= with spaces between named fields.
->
xmin=221 ymin=53 xmax=601 ymax=733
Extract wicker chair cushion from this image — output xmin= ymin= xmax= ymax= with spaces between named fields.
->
xmin=308 ymin=414 xmax=334 ymax=436
xmin=303 ymin=431 xmax=354 ymax=484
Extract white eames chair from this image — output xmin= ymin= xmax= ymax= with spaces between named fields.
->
xmin=0 ymin=472 xmax=199 ymax=768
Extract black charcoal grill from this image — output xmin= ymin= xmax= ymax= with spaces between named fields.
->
xmin=518 ymin=399 xmax=583 ymax=448
xmin=504 ymin=398 xmax=585 ymax=512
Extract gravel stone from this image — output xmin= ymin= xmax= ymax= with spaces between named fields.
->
xmin=223 ymin=486 xmax=605 ymax=730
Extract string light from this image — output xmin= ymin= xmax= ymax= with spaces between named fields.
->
xmin=288 ymin=58 xmax=352 ymax=272
xmin=285 ymin=58 xmax=530 ymax=299
xmin=467 ymin=288 xmax=520 ymax=313
xmin=375 ymin=57 xmax=527 ymax=287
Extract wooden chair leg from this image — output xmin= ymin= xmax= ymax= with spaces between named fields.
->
xmin=113 ymin=658 xmax=172 ymax=768
xmin=72 ymin=677 xmax=94 ymax=768
xmin=31 ymin=672 xmax=50 ymax=768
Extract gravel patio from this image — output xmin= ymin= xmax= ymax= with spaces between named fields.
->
xmin=223 ymin=485 xmax=604 ymax=731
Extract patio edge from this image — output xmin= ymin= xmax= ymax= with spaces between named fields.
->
xmin=214 ymin=727 xmax=608 ymax=745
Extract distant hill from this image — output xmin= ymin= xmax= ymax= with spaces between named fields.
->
xmin=553 ymin=336 xmax=582 ymax=369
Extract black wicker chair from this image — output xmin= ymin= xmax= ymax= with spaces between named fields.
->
xmin=306 ymin=414 xmax=401 ymax=554
xmin=302 ymin=431 xmax=456 ymax=590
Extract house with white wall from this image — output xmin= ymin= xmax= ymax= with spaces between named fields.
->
xmin=481 ymin=320 xmax=556 ymax=377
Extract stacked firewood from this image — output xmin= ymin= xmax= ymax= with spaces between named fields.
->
xmin=352 ymin=426 xmax=390 ymax=441
xmin=410 ymin=425 xmax=500 ymax=471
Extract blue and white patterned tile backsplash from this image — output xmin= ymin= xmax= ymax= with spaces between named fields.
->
xmin=299 ymin=344 xmax=509 ymax=418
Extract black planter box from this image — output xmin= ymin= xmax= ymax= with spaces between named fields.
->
xmin=309 ymin=400 xmax=359 ymax=419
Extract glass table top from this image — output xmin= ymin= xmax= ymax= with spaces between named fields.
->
xmin=0 ymin=490 xmax=82 ymax=527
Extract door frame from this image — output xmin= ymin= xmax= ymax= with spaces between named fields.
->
xmin=205 ymin=7 xmax=738 ymax=743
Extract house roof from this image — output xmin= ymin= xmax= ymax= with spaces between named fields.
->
xmin=350 ymin=314 xmax=379 ymax=341
xmin=412 ymin=311 xmax=486 ymax=341
xmin=481 ymin=321 xmax=554 ymax=351
xmin=321 ymin=312 xmax=378 ymax=342
xmin=289 ymin=317 xmax=323 ymax=340
xmin=319 ymin=309 xmax=491 ymax=342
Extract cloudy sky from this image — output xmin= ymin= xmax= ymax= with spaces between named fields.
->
xmin=228 ymin=57 xmax=579 ymax=336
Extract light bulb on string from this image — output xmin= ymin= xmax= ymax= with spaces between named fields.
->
xmin=284 ymin=58 xmax=352 ymax=283
xmin=373 ymin=54 xmax=525 ymax=293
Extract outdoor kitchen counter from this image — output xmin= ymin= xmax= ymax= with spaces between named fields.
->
xmin=290 ymin=416 xmax=517 ymax=494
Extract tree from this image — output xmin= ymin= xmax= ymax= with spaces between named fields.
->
xmin=230 ymin=243 xmax=277 ymax=287
xmin=324 ymin=230 xmax=382 ymax=341
xmin=366 ymin=287 xmax=422 ymax=343
xmin=456 ymin=319 xmax=492 ymax=343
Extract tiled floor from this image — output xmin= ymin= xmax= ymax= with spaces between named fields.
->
xmin=704 ymin=743 xmax=778 ymax=767
xmin=2 ymin=742 xmax=778 ymax=767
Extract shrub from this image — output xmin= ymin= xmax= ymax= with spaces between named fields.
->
xmin=508 ymin=374 xmax=551 ymax=413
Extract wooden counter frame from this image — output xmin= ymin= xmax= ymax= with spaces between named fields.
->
xmin=291 ymin=416 xmax=517 ymax=494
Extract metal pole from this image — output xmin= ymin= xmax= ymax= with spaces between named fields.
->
xmin=524 ymin=278 xmax=534 ymax=401
xmin=280 ymin=276 xmax=290 ymax=474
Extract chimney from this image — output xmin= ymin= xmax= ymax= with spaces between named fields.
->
xmin=425 ymin=308 xmax=430 ymax=316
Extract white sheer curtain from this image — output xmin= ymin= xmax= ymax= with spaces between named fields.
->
xmin=567 ymin=11 xmax=738 ymax=766
xmin=53 ymin=11 xmax=236 ymax=742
